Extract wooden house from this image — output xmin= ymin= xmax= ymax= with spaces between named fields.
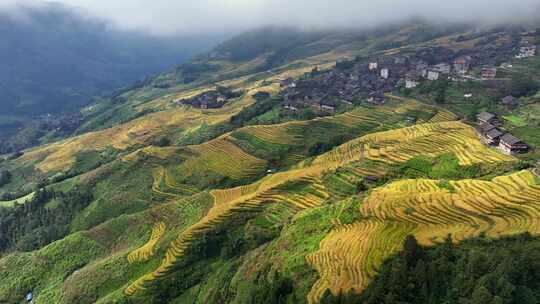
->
xmin=501 ymin=95 xmax=518 ymax=109
xmin=481 ymin=67 xmax=497 ymax=80
xmin=478 ymin=122 xmax=496 ymax=134
xmin=476 ymin=111 xmax=498 ymax=124
xmin=499 ymin=134 xmax=528 ymax=154
xmin=482 ymin=128 xmax=503 ymax=145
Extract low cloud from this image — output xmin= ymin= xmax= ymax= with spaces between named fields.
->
xmin=2 ymin=0 xmax=540 ymax=35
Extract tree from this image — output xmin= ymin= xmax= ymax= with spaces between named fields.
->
xmin=471 ymin=286 xmax=494 ymax=304
xmin=0 ymin=170 xmax=12 ymax=187
xmin=506 ymin=74 xmax=539 ymax=98
xmin=402 ymin=235 xmax=422 ymax=266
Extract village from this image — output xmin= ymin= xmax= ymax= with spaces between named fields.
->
xmin=171 ymin=30 xmax=537 ymax=156
xmin=278 ymin=31 xmax=536 ymax=113
xmin=174 ymin=86 xmax=243 ymax=109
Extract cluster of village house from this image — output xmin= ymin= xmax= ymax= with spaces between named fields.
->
xmin=173 ymin=29 xmax=536 ymax=114
xmin=278 ymin=38 xmax=537 ymax=113
xmin=477 ymin=111 xmax=528 ymax=155
xmin=174 ymin=90 xmax=230 ymax=109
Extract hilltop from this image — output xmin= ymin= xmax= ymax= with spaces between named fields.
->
xmin=0 ymin=21 xmax=539 ymax=304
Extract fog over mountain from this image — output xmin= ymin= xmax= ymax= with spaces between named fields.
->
xmin=0 ymin=2 xmax=221 ymax=120
xmin=2 ymin=0 xmax=539 ymax=34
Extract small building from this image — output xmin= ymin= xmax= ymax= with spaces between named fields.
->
xmin=279 ymin=78 xmax=296 ymax=88
xmin=283 ymin=104 xmax=298 ymax=111
xmin=405 ymin=71 xmax=421 ymax=88
xmin=433 ymin=63 xmax=451 ymax=74
xmin=26 ymin=292 xmax=33 ymax=303
xmin=413 ymin=60 xmax=428 ymax=77
xmin=368 ymin=62 xmax=379 ymax=71
xmin=478 ymin=122 xmax=496 ymax=134
xmin=405 ymin=78 xmax=420 ymax=89
xmin=481 ymin=67 xmax=497 ymax=80
xmin=501 ymin=95 xmax=518 ymax=109
xmin=515 ymin=45 xmax=537 ymax=59
xmin=367 ymin=93 xmax=386 ymax=105
xmin=320 ymin=104 xmax=336 ymax=112
xmin=427 ymin=69 xmax=440 ymax=81
xmin=216 ymin=95 xmax=227 ymax=103
xmin=477 ymin=111 xmax=498 ymax=124
xmin=405 ymin=116 xmax=417 ymax=123
xmin=453 ymin=56 xmax=471 ymax=75
xmin=380 ymin=68 xmax=389 ymax=79
xmin=483 ymin=128 xmax=504 ymax=145
xmin=499 ymin=134 xmax=528 ymax=154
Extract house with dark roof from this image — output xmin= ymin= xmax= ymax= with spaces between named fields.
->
xmin=478 ymin=122 xmax=496 ymax=133
xmin=499 ymin=134 xmax=528 ymax=154
xmin=501 ymin=95 xmax=518 ymax=109
xmin=476 ymin=111 xmax=498 ymax=124
xmin=482 ymin=128 xmax=504 ymax=145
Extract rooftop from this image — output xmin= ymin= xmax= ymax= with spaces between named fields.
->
xmin=477 ymin=111 xmax=495 ymax=122
xmin=500 ymin=133 xmax=524 ymax=145
xmin=485 ymin=128 xmax=503 ymax=139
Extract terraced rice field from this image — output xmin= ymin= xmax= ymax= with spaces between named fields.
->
xmin=306 ymin=170 xmax=540 ymax=303
xmin=313 ymin=121 xmax=515 ymax=167
xmin=124 ymin=119 xmax=518 ymax=298
xmin=429 ymin=109 xmax=458 ymax=122
xmin=180 ymin=137 xmax=267 ymax=181
xmin=127 ymin=222 xmax=166 ymax=263
xmin=18 ymin=85 xmax=275 ymax=173
xmin=151 ymin=167 xmax=198 ymax=199
xmin=124 ymin=164 xmax=332 ymax=296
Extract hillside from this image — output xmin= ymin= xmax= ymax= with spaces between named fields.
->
xmin=0 ymin=21 xmax=539 ymax=304
xmin=0 ymin=3 xmax=219 ymax=153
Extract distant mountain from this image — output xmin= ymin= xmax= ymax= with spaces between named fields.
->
xmin=0 ymin=3 xmax=220 ymax=120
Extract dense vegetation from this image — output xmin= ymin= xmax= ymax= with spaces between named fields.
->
xmin=0 ymin=186 xmax=93 ymax=253
xmin=0 ymin=170 xmax=11 ymax=188
xmin=321 ymin=233 xmax=540 ymax=304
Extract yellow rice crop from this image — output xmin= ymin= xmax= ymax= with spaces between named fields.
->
xmin=180 ymin=137 xmax=267 ymax=181
xmin=19 ymin=84 xmax=276 ymax=173
xmin=306 ymin=170 xmax=540 ymax=303
xmin=127 ymin=222 xmax=166 ymax=263
xmin=313 ymin=121 xmax=514 ymax=167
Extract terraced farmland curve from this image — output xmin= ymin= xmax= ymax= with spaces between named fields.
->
xmin=124 ymin=120 xmax=517 ymax=298
xmin=181 ymin=137 xmax=267 ymax=181
xmin=127 ymin=222 xmax=167 ymax=263
xmin=306 ymin=170 xmax=540 ymax=303
xmin=313 ymin=121 xmax=515 ymax=167
xmin=124 ymin=164 xmax=333 ymax=296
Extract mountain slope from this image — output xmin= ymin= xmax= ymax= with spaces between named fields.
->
xmin=0 ymin=21 xmax=539 ymax=304
xmin=0 ymin=3 xmax=219 ymax=135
